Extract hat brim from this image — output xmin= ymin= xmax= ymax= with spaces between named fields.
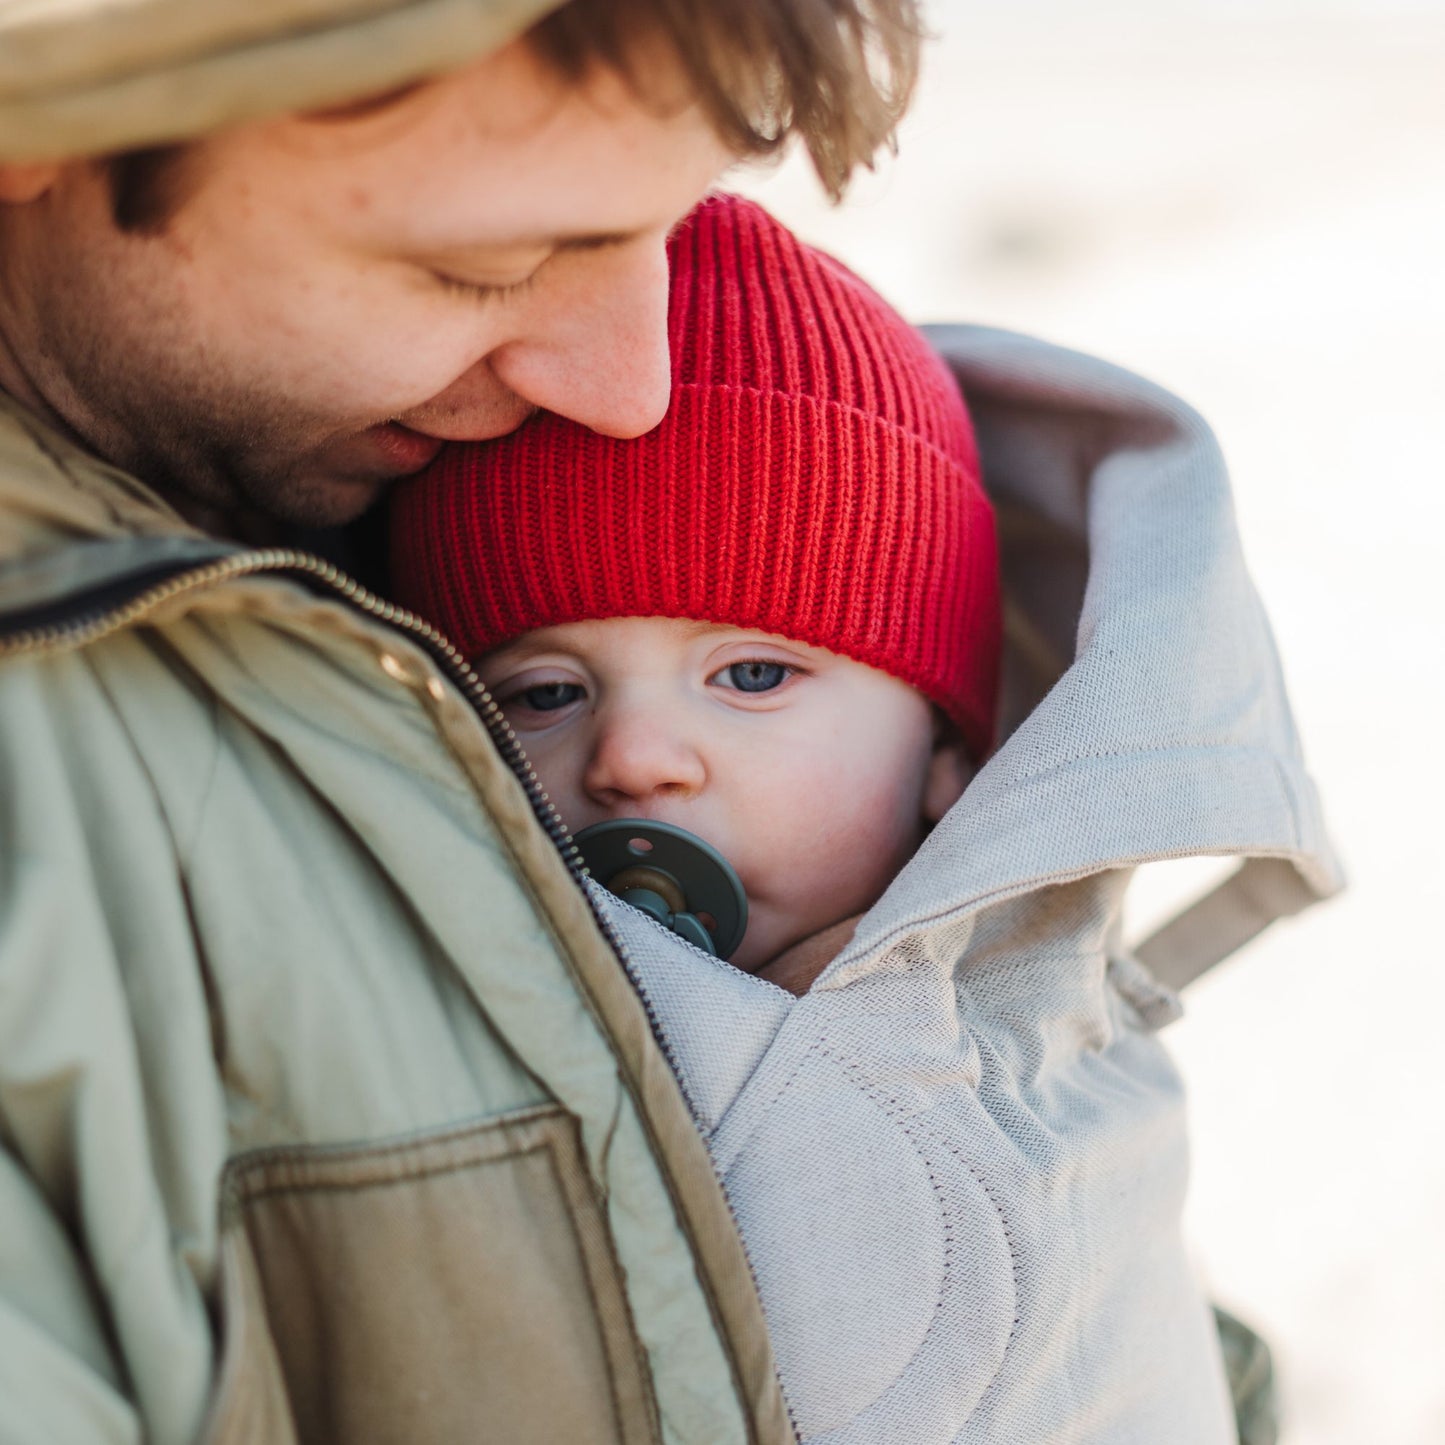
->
xmin=0 ymin=0 xmax=562 ymax=162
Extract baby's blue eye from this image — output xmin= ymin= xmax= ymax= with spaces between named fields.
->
xmin=519 ymin=682 xmax=585 ymax=712
xmin=722 ymin=661 xmax=790 ymax=693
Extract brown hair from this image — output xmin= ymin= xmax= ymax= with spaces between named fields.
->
xmin=106 ymin=0 xmax=922 ymax=232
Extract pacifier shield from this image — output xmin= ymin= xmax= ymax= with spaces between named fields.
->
xmin=573 ymin=819 xmax=748 ymax=960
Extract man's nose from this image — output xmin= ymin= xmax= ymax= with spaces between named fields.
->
xmin=488 ymin=236 xmax=673 ymax=439
xmin=582 ymin=702 xmax=706 ymax=807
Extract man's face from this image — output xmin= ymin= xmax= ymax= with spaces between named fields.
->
xmin=477 ymin=617 xmax=970 ymax=972
xmin=0 ymin=42 xmax=734 ymax=527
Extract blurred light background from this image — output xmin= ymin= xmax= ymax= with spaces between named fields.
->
xmin=735 ymin=2 xmax=1445 ymax=1440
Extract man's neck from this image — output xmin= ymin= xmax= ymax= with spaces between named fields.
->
xmin=1 ymin=302 xmax=266 ymax=542
xmin=0 ymin=311 xmax=70 ymax=443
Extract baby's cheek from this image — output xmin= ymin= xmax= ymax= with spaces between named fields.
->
xmin=519 ymin=735 xmax=591 ymax=822
xmin=840 ymin=753 xmax=935 ymax=875
xmin=793 ymin=792 xmax=914 ymax=916
xmin=743 ymin=734 xmax=924 ymax=914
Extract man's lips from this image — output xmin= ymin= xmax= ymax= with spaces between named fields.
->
xmin=364 ymin=420 xmax=446 ymax=473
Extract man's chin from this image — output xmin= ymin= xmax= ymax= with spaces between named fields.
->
xmin=218 ymin=466 xmax=394 ymax=532
xmin=262 ymin=424 xmax=448 ymax=527
xmin=299 ymin=476 xmax=403 ymax=528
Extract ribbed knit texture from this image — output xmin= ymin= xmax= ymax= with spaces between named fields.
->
xmin=389 ymin=193 xmax=1001 ymax=759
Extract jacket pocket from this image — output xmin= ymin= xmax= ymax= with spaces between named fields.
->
xmin=202 ymin=1106 xmax=659 ymax=1445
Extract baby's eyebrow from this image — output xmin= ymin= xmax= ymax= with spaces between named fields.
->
xmin=473 ymin=641 xmax=532 ymax=672
xmin=479 ymin=646 xmax=542 ymax=671
xmin=678 ymin=619 xmax=725 ymax=640
xmin=478 ymin=638 xmax=592 ymax=675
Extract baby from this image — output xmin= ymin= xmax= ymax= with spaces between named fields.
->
xmin=390 ymin=191 xmax=1000 ymax=991
xmin=390 ymin=194 xmax=1253 ymax=1443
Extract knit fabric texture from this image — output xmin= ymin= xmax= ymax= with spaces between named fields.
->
xmin=389 ymin=192 xmax=1001 ymax=759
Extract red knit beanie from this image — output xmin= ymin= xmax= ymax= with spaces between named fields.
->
xmin=389 ymin=193 xmax=1001 ymax=759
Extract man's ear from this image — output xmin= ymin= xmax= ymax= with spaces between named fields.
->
xmin=0 ymin=163 xmax=62 ymax=204
xmin=923 ymin=716 xmax=974 ymax=825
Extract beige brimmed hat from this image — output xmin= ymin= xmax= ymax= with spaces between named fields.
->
xmin=0 ymin=0 xmax=564 ymax=161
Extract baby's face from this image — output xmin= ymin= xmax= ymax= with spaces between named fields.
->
xmin=479 ymin=616 xmax=970 ymax=972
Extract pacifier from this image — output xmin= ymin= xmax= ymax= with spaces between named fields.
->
xmin=572 ymin=819 xmax=748 ymax=960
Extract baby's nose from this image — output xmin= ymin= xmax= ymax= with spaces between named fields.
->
xmin=582 ymin=710 xmax=706 ymax=806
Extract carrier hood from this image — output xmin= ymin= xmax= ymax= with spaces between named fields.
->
xmin=589 ymin=326 xmax=1341 ymax=1444
xmin=826 ymin=323 xmax=1343 ymax=993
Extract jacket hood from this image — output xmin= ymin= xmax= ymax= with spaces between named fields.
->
xmin=825 ymin=324 xmax=1343 ymax=992
xmin=0 ymin=0 xmax=561 ymax=162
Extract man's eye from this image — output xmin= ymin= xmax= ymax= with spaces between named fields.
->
xmin=516 ymin=682 xmax=585 ymax=712
xmin=715 ymin=661 xmax=791 ymax=694
xmin=433 ymin=270 xmax=536 ymax=303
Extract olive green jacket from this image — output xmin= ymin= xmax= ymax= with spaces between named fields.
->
xmin=0 ymin=396 xmax=791 ymax=1444
xmin=1 ymin=5 xmax=790 ymax=1439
